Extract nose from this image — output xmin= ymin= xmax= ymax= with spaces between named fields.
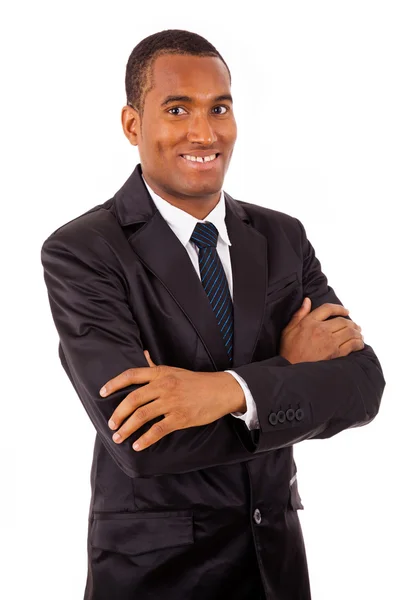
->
xmin=186 ymin=112 xmax=217 ymax=146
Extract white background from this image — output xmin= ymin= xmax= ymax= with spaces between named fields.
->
xmin=2 ymin=1 xmax=399 ymax=598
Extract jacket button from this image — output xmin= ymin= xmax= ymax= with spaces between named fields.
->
xmin=253 ymin=508 xmax=262 ymax=525
xmin=268 ymin=412 xmax=278 ymax=426
xmin=277 ymin=410 xmax=286 ymax=423
xmin=295 ymin=408 xmax=304 ymax=421
xmin=286 ymin=408 xmax=295 ymax=421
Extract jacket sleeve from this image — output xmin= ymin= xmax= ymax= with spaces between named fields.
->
xmin=229 ymin=218 xmax=386 ymax=453
xmin=41 ymin=231 xmax=267 ymax=478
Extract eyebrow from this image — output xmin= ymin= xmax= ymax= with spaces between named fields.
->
xmin=161 ymin=94 xmax=233 ymax=107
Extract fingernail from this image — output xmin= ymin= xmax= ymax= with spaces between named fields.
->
xmin=108 ymin=419 xmax=116 ymax=429
xmin=133 ymin=442 xmax=140 ymax=451
xmin=112 ymin=433 xmax=121 ymax=442
xmin=99 ymin=386 xmax=107 ymax=397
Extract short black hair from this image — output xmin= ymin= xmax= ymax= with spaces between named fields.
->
xmin=125 ymin=29 xmax=231 ymax=116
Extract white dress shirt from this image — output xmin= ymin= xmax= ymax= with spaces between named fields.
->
xmin=142 ymin=176 xmax=259 ymax=430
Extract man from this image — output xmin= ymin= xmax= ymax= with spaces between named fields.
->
xmin=41 ymin=29 xmax=385 ymax=600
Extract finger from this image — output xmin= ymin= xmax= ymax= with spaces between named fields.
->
xmin=312 ymin=303 xmax=349 ymax=322
xmin=285 ymin=297 xmax=312 ymax=331
xmin=100 ymin=366 xmax=162 ymax=397
xmin=144 ymin=350 xmax=157 ymax=368
xmin=294 ymin=297 xmax=312 ymax=318
xmin=108 ymin=381 xmax=164 ymax=430
xmin=328 ymin=317 xmax=362 ymax=333
xmin=132 ymin=416 xmax=176 ymax=451
xmin=337 ymin=337 xmax=365 ymax=357
xmin=333 ymin=327 xmax=363 ymax=347
xmin=111 ymin=399 xmax=164 ymax=443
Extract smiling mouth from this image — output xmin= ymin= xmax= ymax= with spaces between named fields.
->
xmin=181 ymin=153 xmax=220 ymax=163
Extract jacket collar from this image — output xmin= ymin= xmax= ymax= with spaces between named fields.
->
xmin=114 ymin=164 xmax=250 ymax=227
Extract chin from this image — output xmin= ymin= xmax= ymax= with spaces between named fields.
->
xmin=182 ymin=179 xmax=223 ymax=197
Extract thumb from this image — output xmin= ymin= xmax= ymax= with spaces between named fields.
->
xmin=144 ymin=350 xmax=157 ymax=367
xmin=290 ymin=297 xmax=311 ymax=324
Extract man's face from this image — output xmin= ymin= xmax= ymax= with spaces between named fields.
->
xmin=124 ymin=54 xmax=237 ymax=202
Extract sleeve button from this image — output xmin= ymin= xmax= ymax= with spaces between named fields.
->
xmin=295 ymin=408 xmax=304 ymax=421
xmin=277 ymin=410 xmax=286 ymax=423
xmin=286 ymin=408 xmax=295 ymax=421
xmin=268 ymin=412 xmax=278 ymax=426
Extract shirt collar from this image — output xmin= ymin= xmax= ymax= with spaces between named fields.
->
xmin=142 ymin=175 xmax=232 ymax=248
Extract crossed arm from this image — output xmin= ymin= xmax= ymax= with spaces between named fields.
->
xmin=41 ymin=221 xmax=385 ymax=477
xmin=102 ymin=301 xmax=365 ymax=451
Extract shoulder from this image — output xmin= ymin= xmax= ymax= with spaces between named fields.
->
xmin=40 ymin=195 xmax=132 ymax=261
xmin=42 ymin=198 xmax=117 ymax=247
xmin=40 ymin=198 xmax=132 ymax=276
xmin=230 ymin=197 xmax=304 ymax=245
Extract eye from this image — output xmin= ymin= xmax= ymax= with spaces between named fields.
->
xmin=212 ymin=105 xmax=229 ymax=115
xmin=168 ymin=107 xmax=187 ymax=116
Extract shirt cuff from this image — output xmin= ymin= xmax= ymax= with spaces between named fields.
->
xmin=225 ymin=370 xmax=260 ymax=430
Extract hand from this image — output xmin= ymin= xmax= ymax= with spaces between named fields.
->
xmin=279 ymin=298 xmax=364 ymax=364
xmin=99 ymin=351 xmax=246 ymax=451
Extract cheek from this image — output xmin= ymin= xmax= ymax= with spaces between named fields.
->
xmin=218 ymin=120 xmax=237 ymax=146
xmin=151 ymin=126 xmax=181 ymax=157
xmin=228 ymin=119 xmax=238 ymax=143
xmin=141 ymin=121 xmax=172 ymax=153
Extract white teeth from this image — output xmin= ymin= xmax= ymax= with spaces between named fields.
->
xmin=182 ymin=154 xmax=217 ymax=163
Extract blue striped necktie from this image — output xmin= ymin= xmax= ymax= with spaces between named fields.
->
xmin=190 ymin=222 xmax=234 ymax=365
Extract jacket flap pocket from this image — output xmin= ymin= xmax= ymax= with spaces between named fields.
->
xmin=267 ymin=272 xmax=299 ymax=300
xmin=91 ymin=510 xmax=194 ymax=556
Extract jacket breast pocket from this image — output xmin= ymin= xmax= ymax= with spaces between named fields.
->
xmin=267 ymin=272 xmax=300 ymax=303
xmin=90 ymin=510 xmax=194 ymax=556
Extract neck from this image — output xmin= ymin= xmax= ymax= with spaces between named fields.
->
xmin=142 ymin=176 xmax=222 ymax=220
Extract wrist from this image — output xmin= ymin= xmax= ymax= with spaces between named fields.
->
xmin=218 ymin=372 xmax=247 ymax=414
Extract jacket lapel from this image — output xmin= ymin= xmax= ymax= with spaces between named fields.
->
xmin=225 ymin=193 xmax=268 ymax=368
xmin=113 ymin=165 xmax=268 ymax=371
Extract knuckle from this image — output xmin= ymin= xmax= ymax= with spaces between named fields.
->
xmin=163 ymin=374 xmax=177 ymax=390
xmin=135 ymin=406 xmax=148 ymax=422
xmin=153 ymin=421 xmax=165 ymax=436
xmin=351 ymin=339 xmax=363 ymax=351
xmin=128 ymin=391 xmax=140 ymax=408
xmin=126 ymin=368 xmax=136 ymax=380
xmin=174 ymin=410 xmax=188 ymax=427
xmin=338 ymin=343 xmax=351 ymax=356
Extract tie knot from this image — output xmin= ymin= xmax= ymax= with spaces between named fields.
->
xmin=190 ymin=222 xmax=219 ymax=249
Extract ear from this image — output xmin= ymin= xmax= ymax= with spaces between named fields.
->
xmin=121 ymin=104 xmax=141 ymax=146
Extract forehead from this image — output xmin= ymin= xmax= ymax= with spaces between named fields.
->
xmin=148 ymin=54 xmax=231 ymax=101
